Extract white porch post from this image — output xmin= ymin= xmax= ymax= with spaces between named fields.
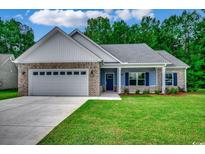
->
xmin=118 ymin=67 xmax=121 ymax=94
xmin=162 ymin=66 xmax=166 ymax=94
xmin=185 ymin=68 xmax=187 ymax=92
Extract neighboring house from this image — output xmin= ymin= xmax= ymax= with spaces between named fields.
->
xmin=0 ymin=54 xmax=18 ymax=90
xmin=14 ymin=27 xmax=189 ymax=96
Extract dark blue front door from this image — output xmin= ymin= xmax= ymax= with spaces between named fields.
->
xmin=106 ymin=73 xmax=114 ymax=91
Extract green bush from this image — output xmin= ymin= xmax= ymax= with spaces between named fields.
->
xmin=166 ymin=87 xmax=179 ymax=94
xmin=142 ymin=90 xmax=150 ymax=94
xmin=154 ymin=90 xmax=160 ymax=94
xmin=135 ymin=90 xmax=140 ymax=94
xmin=124 ymin=88 xmax=129 ymax=94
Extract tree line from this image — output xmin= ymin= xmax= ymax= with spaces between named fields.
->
xmin=0 ymin=18 xmax=34 ymax=58
xmin=84 ymin=10 xmax=205 ymax=91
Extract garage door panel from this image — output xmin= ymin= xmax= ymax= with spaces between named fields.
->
xmin=29 ymin=69 xmax=88 ymax=96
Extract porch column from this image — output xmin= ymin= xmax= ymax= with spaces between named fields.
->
xmin=184 ymin=68 xmax=187 ymax=92
xmin=117 ymin=67 xmax=121 ymax=94
xmin=162 ymin=66 xmax=166 ymax=94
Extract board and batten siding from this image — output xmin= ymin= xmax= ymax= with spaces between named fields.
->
xmin=20 ymin=32 xmax=100 ymax=63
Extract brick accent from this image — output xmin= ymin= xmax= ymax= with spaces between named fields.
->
xmin=122 ymin=86 xmax=160 ymax=93
xmin=18 ymin=62 xmax=100 ymax=96
xmin=166 ymin=68 xmax=185 ymax=90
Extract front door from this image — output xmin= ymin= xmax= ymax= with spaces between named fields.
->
xmin=106 ymin=73 xmax=114 ymax=91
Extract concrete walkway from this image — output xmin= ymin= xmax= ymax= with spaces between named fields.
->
xmin=0 ymin=96 xmax=88 ymax=145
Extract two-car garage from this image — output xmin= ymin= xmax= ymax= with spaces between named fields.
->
xmin=28 ymin=69 xmax=89 ymax=96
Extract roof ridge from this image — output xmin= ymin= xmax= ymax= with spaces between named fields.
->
xmin=101 ymin=43 xmax=146 ymax=46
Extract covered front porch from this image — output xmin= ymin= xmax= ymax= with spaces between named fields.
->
xmin=100 ymin=65 xmax=166 ymax=94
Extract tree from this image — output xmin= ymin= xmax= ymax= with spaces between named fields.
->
xmin=111 ymin=20 xmax=129 ymax=44
xmin=0 ymin=18 xmax=34 ymax=57
xmin=84 ymin=17 xmax=111 ymax=44
xmin=84 ymin=10 xmax=205 ymax=90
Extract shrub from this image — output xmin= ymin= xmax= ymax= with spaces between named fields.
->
xmin=124 ymin=88 xmax=129 ymax=94
xmin=154 ymin=89 xmax=160 ymax=94
xmin=165 ymin=88 xmax=171 ymax=94
xmin=142 ymin=89 xmax=150 ymax=94
xmin=135 ymin=90 xmax=140 ymax=94
xmin=166 ymin=87 xmax=179 ymax=94
xmin=178 ymin=86 xmax=184 ymax=92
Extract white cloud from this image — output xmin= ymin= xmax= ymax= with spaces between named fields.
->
xmin=115 ymin=10 xmax=132 ymax=21
xmin=115 ymin=9 xmax=154 ymax=21
xmin=29 ymin=9 xmax=111 ymax=27
xmin=104 ymin=9 xmax=113 ymax=14
xmin=14 ymin=14 xmax=23 ymax=20
xmin=25 ymin=10 xmax=30 ymax=16
xmin=29 ymin=9 xmax=155 ymax=28
xmin=131 ymin=9 xmax=154 ymax=20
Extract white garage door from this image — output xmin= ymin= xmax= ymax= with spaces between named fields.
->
xmin=28 ymin=69 xmax=89 ymax=96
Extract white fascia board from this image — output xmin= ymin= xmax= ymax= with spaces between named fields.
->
xmin=69 ymin=29 xmax=122 ymax=63
xmin=101 ymin=63 xmax=166 ymax=68
xmin=166 ymin=66 xmax=189 ymax=69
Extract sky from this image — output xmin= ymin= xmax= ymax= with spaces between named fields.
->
xmin=0 ymin=9 xmax=203 ymax=41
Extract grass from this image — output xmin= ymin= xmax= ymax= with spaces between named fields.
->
xmin=0 ymin=89 xmax=18 ymax=100
xmin=39 ymin=90 xmax=205 ymax=145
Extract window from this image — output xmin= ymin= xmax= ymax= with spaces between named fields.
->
xmin=138 ymin=72 xmax=145 ymax=85
xmin=129 ymin=72 xmax=146 ymax=86
xmin=60 ymin=71 xmax=65 ymax=75
xmin=53 ymin=72 xmax=58 ymax=75
xmin=166 ymin=73 xmax=173 ymax=85
xmin=81 ymin=71 xmax=86 ymax=75
xmin=40 ymin=72 xmax=45 ymax=75
xmin=33 ymin=72 xmax=38 ymax=76
xmin=46 ymin=72 xmax=52 ymax=75
xmin=67 ymin=71 xmax=72 ymax=75
xmin=129 ymin=72 xmax=136 ymax=85
xmin=74 ymin=71 xmax=79 ymax=75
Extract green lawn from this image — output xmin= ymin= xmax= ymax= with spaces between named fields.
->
xmin=0 ymin=90 xmax=18 ymax=100
xmin=39 ymin=90 xmax=205 ymax=145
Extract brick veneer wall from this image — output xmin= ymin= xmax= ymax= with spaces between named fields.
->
xmin=18 ymin=62 xmax=100 ymax=96
xmin=166 ymin=68 xmax=186 ymax=90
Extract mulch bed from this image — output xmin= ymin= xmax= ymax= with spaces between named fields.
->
xmin=120 ymin=92 xmax=187 ymax=96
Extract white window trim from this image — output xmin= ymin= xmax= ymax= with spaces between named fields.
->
xmin=165 ymin=72 xmax=174 ymax=86
xmin=129 ymin=72 xmax=146 ymax=86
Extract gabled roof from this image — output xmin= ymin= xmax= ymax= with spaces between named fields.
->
xmin=0 ymin=54 xmax=15 ymax=66
xmin=14 ymin=27 xmax=102 ymax=63
xmin=101 ymin=44 xmax=170 ymax=64
xmin=157 ymin=50 xmax=189 ymax=68
xmin=69 ymin=29 xmax=121 ymax=63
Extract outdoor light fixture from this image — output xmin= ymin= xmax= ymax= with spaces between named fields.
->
xmin=90 ymin=70 xmax=94 ymax=77
xmin=22 ymin=71 xmax=26 ymax=75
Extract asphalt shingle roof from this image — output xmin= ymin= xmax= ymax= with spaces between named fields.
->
xmin=157 ymin=50 xmax=189 ymax=67
xmin=100 ymin=43 xmax=170 ymax=64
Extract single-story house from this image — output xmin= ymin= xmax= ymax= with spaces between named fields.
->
xmin=14 ymin=27 xmax=189 ymax=96
xmin=0 ymin=54 xmax=18 ymax=90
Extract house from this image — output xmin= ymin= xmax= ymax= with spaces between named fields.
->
xmin=14 ymin=27 xmax=189 ymax=96
xmin=0 ymin=54 xmax=18 ymax=90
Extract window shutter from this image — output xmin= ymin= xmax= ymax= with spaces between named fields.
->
xmin=173 ymin=73 xmax=177 ymax=86
xmin=125 ymin=72 xmax=129 ymax=86
xmin=146 ymin=72 xmax=149 ymax=86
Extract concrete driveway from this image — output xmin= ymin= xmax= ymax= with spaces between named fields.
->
xmin=0 ymin=96 xmax=88 ymax=145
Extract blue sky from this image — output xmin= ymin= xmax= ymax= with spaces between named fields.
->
xmin=0 ymin=9 xmax=203 ymax=41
